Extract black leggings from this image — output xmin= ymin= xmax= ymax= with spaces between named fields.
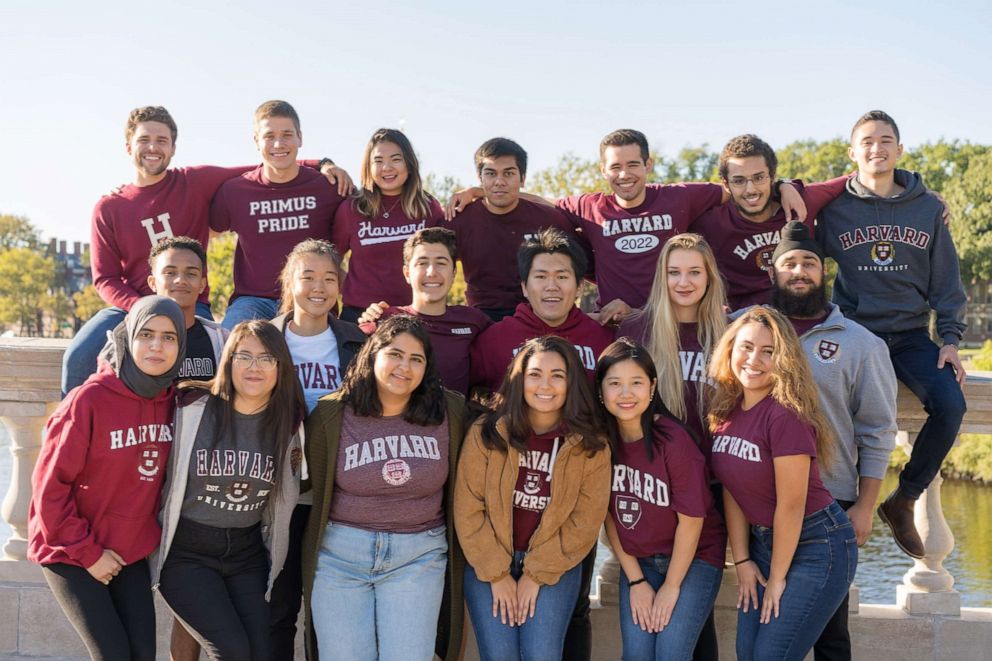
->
xmin=43 ymin=559 xmax=156 ymax=661
xmin=158 ymin=518 xmax=270 ymax=661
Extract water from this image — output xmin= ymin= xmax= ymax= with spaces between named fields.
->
xmin=2 ymin=426 xmax=988 ymax=606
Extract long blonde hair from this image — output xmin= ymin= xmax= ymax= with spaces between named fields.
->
xmin=707 ymin=306 xmax=835 ymax=466
xmin=627 ymin=234 xmax=726 ymax=423
xmin=355 ymin=128 xmax=434 ymax=221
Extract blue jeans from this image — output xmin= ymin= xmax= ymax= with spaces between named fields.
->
xmin=221 ymin=296 xmax=279 ymax=331
xmin=878 ymin=328 xmax=966 ymax=499
xmin=62 ymin=301 xmax=212 ymax=395
xmin=310 ymin=522 xmax=448 ymax=661
xmin=737 ymin=501 xmax=858 ymax=661
xmin=464 ymin=550 xmax=581 ymax=661
xmin=619 ymin=556 xmax=722 ymax=661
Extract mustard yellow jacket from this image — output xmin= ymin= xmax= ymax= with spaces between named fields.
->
xmin=454 ymin=418 xmax=611 ymax=586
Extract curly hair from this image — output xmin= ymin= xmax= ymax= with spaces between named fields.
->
xmin=718 ymin=134 xmax=777 ymax=181
xmin=707 ymin=306 xmax=835 ymax=466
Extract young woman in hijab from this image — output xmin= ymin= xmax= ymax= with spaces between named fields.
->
xmin=152 ymin=320 xmax=306 ymax=661
xmin=28 ymin=295 xmax=186 ymax=661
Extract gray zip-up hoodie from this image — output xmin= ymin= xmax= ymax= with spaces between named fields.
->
xmin=150 ymin=392 xmax=302 ymax=599
xmin=817 ymin=170 xmax=967 ymax=345
xmin=796 ymin=306 xmax=897 ymax=502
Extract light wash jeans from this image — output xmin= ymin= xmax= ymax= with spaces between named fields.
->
xmin=310 ymin=522 xmax=448 ymax=661
xmin=62 ymin=301 xmax=212 ymax=395
xmin=619 ymin=556 xmax=722 ymax=660
xmin=737 ymin=500 xmax=858 ymax=661
xmin=220 ymin=296 xmax=279 ymax=331
xmin=464 ymin=550 xmax=581 ymax=661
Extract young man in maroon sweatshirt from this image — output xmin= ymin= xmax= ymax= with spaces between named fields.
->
xmin=446 ymin=137 xmax=576 ymax=321
xmin=62 ymin=105 xmax=351 ymax=395
xmin=359 ymin=227 xmax=492 ymax=395
xmin=469 ymin=228 xmax=613 ymax=661
xmin=210 ymin=100 xmax=349 ymax=330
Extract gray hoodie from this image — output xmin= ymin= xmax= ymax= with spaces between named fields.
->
xmin=816 ymin=170 xmax=966 ymax=345
xmin=796 ymin=306 xmax=897 ymax=502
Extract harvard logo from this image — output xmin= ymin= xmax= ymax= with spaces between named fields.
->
xmin=523 ymin=471 xmax=542 ymax=496
xmin=755 ymin=247 xmax=775 ymax=272
xmin=226 ymin=481 xmax=251 ymax=503
xmin=382 ymin=458 xmax=411 ymax=486
xmin=137 ymin=448 xmax=161 ymax=479
xmin=815 ymin=339 xmax=840 ymax=363
xmin=871 ymin=241 xmax=894 ymax=266
xmin=615 ymin=495 xmax=642 ymax=530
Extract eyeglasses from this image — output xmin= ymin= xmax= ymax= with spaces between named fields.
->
xmin=727 ymin=172 xmax=770 ymax=188
xmin=232 ymin=353 xmax=278 ymax=371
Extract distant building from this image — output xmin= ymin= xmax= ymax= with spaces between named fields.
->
xmin=46 ymin=239 xmax=90 ymax=295
xmin=964 ymin=281 xmax=992 ymax=346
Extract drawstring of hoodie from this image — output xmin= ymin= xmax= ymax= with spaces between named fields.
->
xmin=546 ymin=436 xmax=561 ymax=482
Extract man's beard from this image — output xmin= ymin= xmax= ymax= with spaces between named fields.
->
xmin=771 ymin=279 xmax=828 ymax=318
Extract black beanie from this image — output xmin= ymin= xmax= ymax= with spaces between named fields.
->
xmin=771 ymin=221 xmax=825 ymax=265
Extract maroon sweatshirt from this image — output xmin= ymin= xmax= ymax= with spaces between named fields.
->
xmin=28 ymin=362 xmax=175 ymax=568
xmin=470 ymin=303 xmax=615 ymax=392
xmin=210 ymin=165 xmax=346 ymax=300
xmin=556 ymin=183 xmax=724 ymax=308
xmin=692 ymin=177 xmax=847 ymax=310
xmin=448 ymin=199 xmax=575 ymax=310
xmin=332 ymin=195 xmax=443 ymax=310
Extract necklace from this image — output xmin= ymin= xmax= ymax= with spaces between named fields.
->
xmin=382 ymin=196 xmax=402 ymax=219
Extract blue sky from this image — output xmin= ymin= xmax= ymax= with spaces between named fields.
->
xmin=2 ymin=0 xmax=990 ymax=243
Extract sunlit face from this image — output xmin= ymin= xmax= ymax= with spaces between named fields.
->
xmin=374 ymin=332 xmax=427 ymax=402
xmin=600 ymin=359 xmax=656 ymax=426
xmin=130 ymin=315 xmax=180 ymax=377
xmin=404 ymin=242 xmax=454 ymax=305
xmin=479 ymin=154 xmax=523 ymax=212
xmin=724 ymin=155 xmax=773 ymax=218
xmin=850 ymin=120 xmax=903 ymax=177
xmin=147 ymin=248 xmax=206 ymax=312
xmin=601 ymin=144 xmax=652 ymax=204
xmin=730 ymin=322 xmax=776 ymax=397
xmin=521 ymin=252 xmax=578 ymax=327
xmin=773 ymin=249 xmax=823 ymax=296
xmin=291 ymin=253 xmax=339 ymax=318
xmin=523 ymin=350 xmax=568 ymax=419
xmin=126 ymin=121 xmax=175 ymax=177
xmin=231 ymin=335 xmax=279 ymax=403
xmin=666 ymin=248 xmax=708 ymax=313
xmin=370 ymin=141 xmax=409 ymax=196
xmin=254 ymin=116 xmax=302 ymax=171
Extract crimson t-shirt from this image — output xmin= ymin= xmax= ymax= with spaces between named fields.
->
xmin=788 ymin=310 xmax=830 ymax=337
xmin=512 ymin=429 xmax=563 ymax=551
xmin=371 ymin=305 xmax=492 ymax=396
xmin=209 ymin=165 xmax=345 ymax=300
xmin=609 ymin=417 xmax=726 ymax=568
xmin=448 ymin=199 xmax=575 ymax=310
xmin=556 ymin=183 xmax=723 ymax=308
xmin=332 ymin=195 xmax=443 ymax=309
xmin=692 ymin=177 xmax=847 ymax=310
xmin=709 ymin=397 xmax=834 ymax=527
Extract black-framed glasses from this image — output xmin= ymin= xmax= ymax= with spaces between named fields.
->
xmin=232 ymin=353 xmax=278 ymax=371
xmin=728 ymin=172 xmax=770 ymax=188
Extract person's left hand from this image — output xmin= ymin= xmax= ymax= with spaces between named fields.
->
xmin=651 ymin=581 xmax=681 ymax=632
xmin=596 ymin=298 xmax=632 ymax=327
xmin=780 ymin=182 xmax=808 ymax=222
xmin=760 ymin=576 xmax=786 ymax=624
xmin=938 ymin=344 xmax=966 ymax=386
xmin=515 ymin=573 xmax=540 ymax=625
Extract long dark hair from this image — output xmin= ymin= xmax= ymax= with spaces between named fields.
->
xmin=339 ymin=315 xmax=445 ymax=426
xmin=355 ymin=128 xmax=433 ymax=221
xmin=481 ymin=335 xmax=606 ymax=455
xmin=595 ymin=338 xmax=691 ymax=462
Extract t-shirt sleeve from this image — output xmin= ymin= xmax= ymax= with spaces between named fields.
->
xmin=331 ymin=201 xmax=353 ymax=255
xmin=187 ymin=165 xmax=255 ymax=200
xmin=554 ymin=195 xmax=585 ymax=230
xmin=802 ymin=176 xmax=849 ymax=224
xmin=426 ymin=197 xmax=444 ymax=227
xmin=768 ymin=407 xmax=818 ymax=459
xmin=209 ymin=181 xmax=233 ymax=233
xmin=665 ymin=428 xmax=711 ymax=518
xmin=685 ymin=183 xmax=725 ymax=221
xmin=90 ymin=199 xmax=142 ymax=310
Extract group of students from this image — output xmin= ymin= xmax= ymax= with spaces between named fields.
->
xmin=28 ymin=102 xmax=967 ymax=661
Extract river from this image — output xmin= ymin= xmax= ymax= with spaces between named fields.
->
xmin=2 ymin=427 xmax=989 ymax=606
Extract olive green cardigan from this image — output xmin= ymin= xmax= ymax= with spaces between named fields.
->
xmin=301 ymin=389 xmax=467 ymax=660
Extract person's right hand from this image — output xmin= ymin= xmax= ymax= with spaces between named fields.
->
xmin=87 ymin=549 xmax=125 ymax=585
xmin=444 ymin=187 xmax=482 ymax=221
xmin=357 ymin=301 xmax=389 ymax=326
xmin=628 ymin=580 xmax=657 ymax=632
xmin=490 ymin=574 xmax=518 ymax=626
xmin=735 ymin=559 xmax=766 ymax=614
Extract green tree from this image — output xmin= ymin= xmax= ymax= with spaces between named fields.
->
xmin=775 ymin=138 xmax=851 ymax=181
xmin=902 ymin=140 xmax=990 ymax=194
xmin=944 ymin=150 xmax=992 ymax=283
xmin=72 ymin=285 xmax=105 ymax=326
xmin=0 ymin=214 xmax=41 ymax=250
xmin=423 ymin=173 xmax=463 ymax=204
xmin=207 ymin=232 xmax=236 ymax=317
xmin=528 ymin=153 xmax=609 ymax=198
xmin=655 ymin=146 xmax=719 ymax=183
xmin=0 ymin=247 xmax=55 ymax=335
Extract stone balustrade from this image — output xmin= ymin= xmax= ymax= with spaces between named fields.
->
xmin=1 ymin=336 xmax=991 ymax=659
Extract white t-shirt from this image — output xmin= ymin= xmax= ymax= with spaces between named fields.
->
xmin=285 ymin=325 xmax=343 ymax=413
